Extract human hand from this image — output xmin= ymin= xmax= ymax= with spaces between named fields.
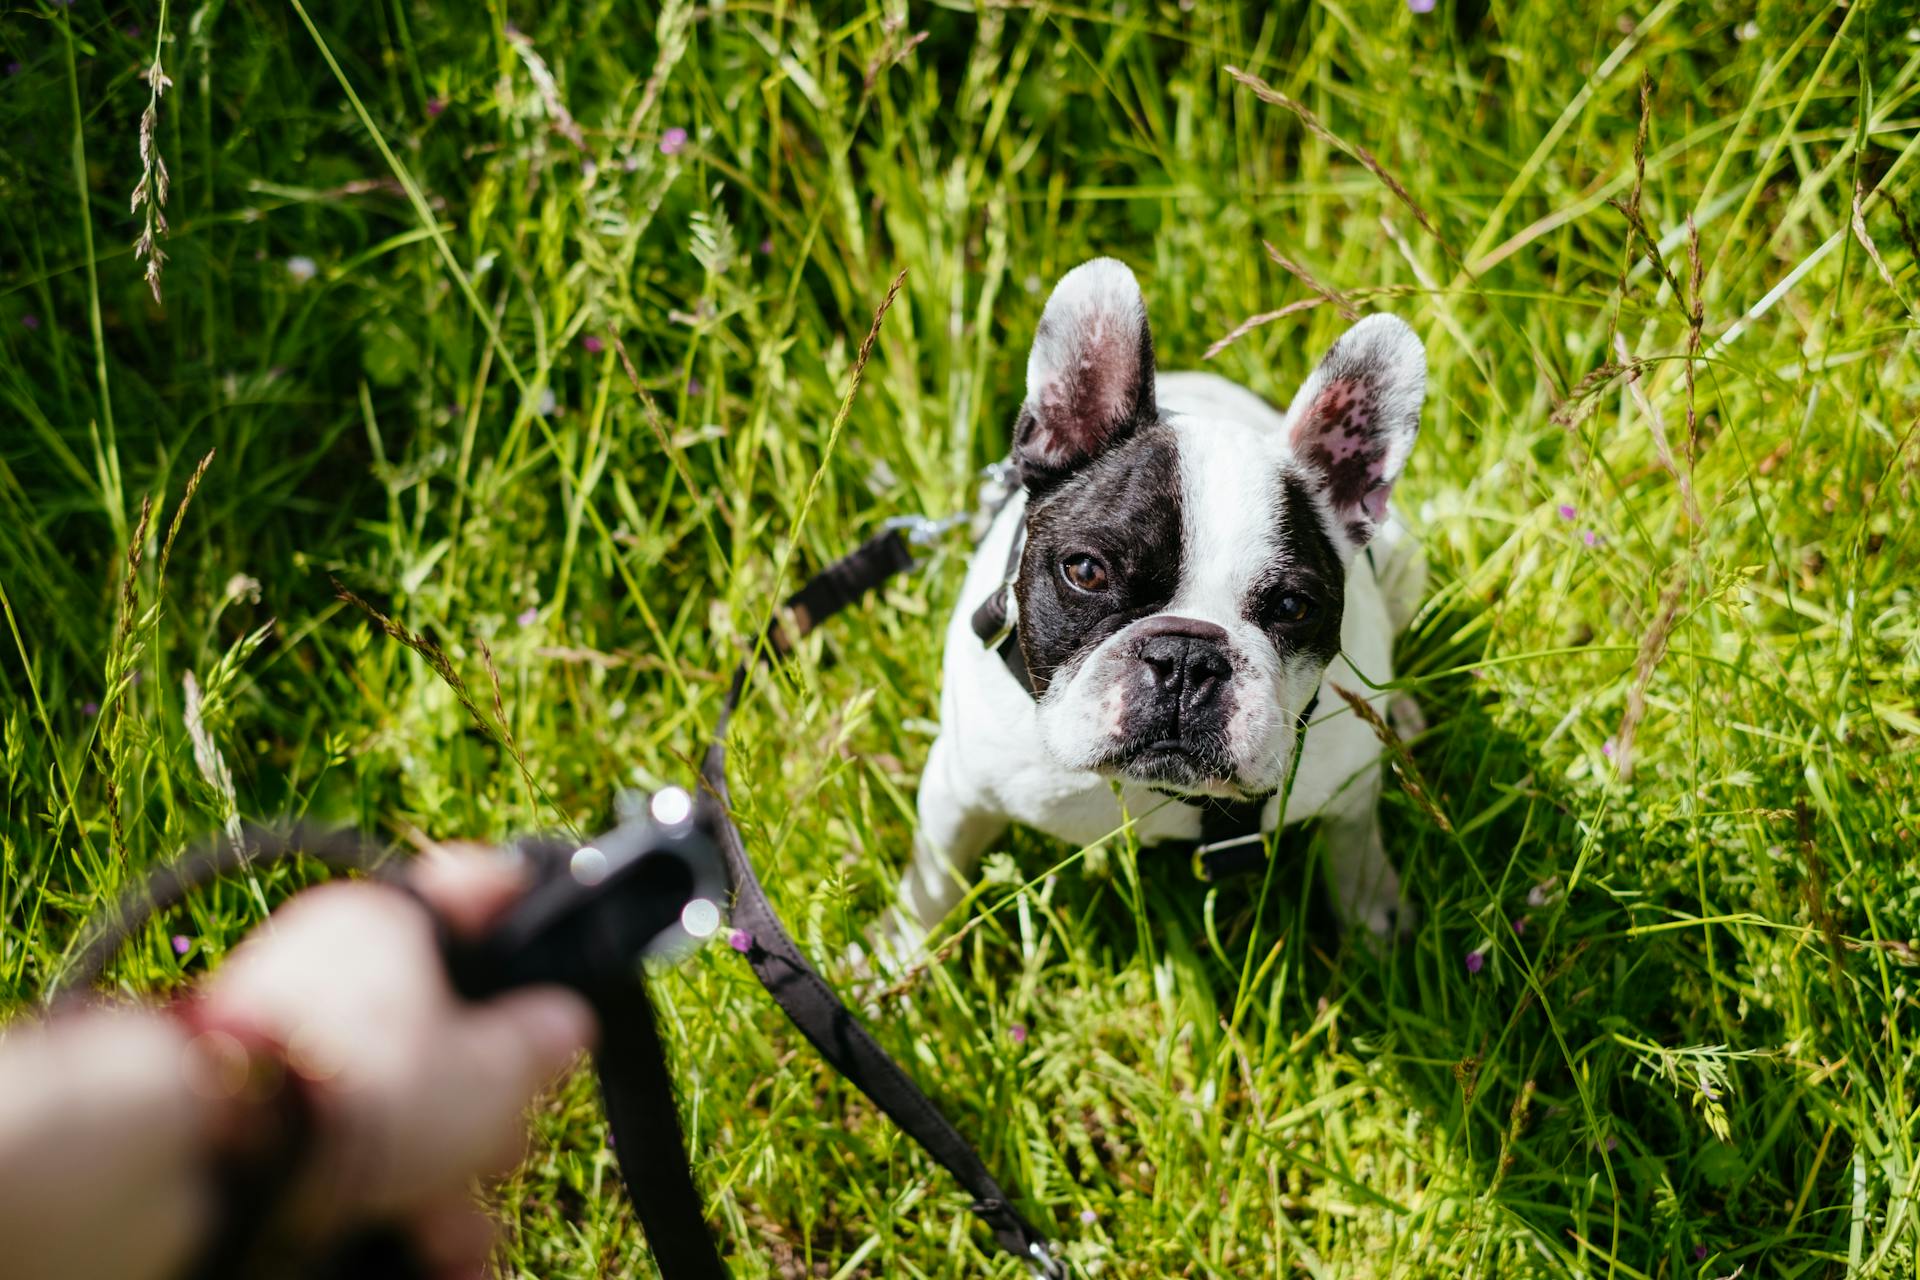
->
xmin=194 ymin=846 xmax=597 ymax=1275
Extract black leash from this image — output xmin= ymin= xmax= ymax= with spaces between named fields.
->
xmin=681 ymin=525 xmax=1064 ymax=1276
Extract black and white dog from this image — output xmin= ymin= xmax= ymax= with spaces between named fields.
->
xmin=897 ymin=258 xmax=1427 ymax=942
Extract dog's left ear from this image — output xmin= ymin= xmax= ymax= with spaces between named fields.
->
xmin=1012 ymin=257 xmax=1158 ymax=490
xmin=1284 ymin=314 xmax=1425 ymax=548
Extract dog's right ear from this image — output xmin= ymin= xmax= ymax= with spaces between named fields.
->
xmin=1012 ymin=258 xmax=1157 ymax=490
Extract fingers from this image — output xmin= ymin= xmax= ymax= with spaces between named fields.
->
xmin=409 ymin=845 xmax=530 ymax=937
xmin=456 ymin=987 xmax=597 ymax=1172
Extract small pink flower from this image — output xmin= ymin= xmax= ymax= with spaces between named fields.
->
xmin=1694 ymin=1244 xmax=1708 ymax=1260
xmin=686 ymin=376 xmax=704 ymax=397
xmin=659 ymin=127 xmax=688 ymax=155
xmin=82 ymin=700 xmax=99 ymax=716
xmin=1583 ymin=529 xmax=1602 ymax=548
xmin=517 ymin=606 xmax=538 ymax=627
xmin=426 ymin=98 xmax=446 ymax=118
xmin=1407 ymin=0 xmax=1436 ymax=11
xmin=727 ymin=928 xmax=753 ymax=954
xmin=21 ymin=314 xmax=39 ymax=330
xmin=607 ymin=1131 xmax=616 ymax=1149
xmin=1078 ymin=1208 xmax=1097 ymax=1226
xmin=582 ymin=335 xmax=605 ymax=355
xmin=1558 ymin=504 xmax=1576 ymax=521
xmin=1512 ymin=917 xmax=1527 ymax=935
xmin=171 ymin=935 xmax=191 ymax=956
xmin=1602 ymin=739 xmax=1615 ymax=758
xmin=1008 ymin=1022 xmax=1028 ymax=1044
xmin=758 ymin=238 xmax=773 ymax=256
xmin=1464 ymin=950 xmax=1485 ymax=975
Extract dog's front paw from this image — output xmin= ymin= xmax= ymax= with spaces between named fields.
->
xmin=1327 ymin=819 xmax=1418 ymax=942
xmin=1388 ymin=694 xmax=1427 ymax=743
xmin=1345 ymin=872 xmax=1419 ymax=941
xmin=846 ymin=909 xmax=930 ymax=980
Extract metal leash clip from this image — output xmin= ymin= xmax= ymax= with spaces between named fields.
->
xmin=883 ymin=511 xmax=969 ymax=569
xmin=1027 ymin=1241 xmax=1069 ymax=1279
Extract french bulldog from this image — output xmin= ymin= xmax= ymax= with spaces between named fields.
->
xmin=898 ymin=257 xmax=1428 ymax=942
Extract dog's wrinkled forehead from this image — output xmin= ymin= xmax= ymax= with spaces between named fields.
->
xmin=1019 ymin=411 xmax=1345 ymax=625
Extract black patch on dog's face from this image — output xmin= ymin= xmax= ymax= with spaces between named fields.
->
xmin=1244 ymin=476 xmax=1346 ymax=669
xmin=1015 ymin=423 xmax=1182 ymax=695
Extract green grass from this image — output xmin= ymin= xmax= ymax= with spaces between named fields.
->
xmin=5 ymin=0 xmax=1920 ymax=1275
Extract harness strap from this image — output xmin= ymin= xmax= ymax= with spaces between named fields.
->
xmin=969 ymin=516 xmax=1034 ymax=695
xmin=672 ymin=528 xmax=1061 ymax=1278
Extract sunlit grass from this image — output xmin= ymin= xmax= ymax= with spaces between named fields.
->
xmin=3 ymin=1 xmax=1918 ymax=1276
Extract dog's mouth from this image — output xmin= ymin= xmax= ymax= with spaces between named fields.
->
xmin=1093 ymin=738 xmax=1246 ymax=798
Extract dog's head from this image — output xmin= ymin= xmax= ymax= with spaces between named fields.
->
xmin=1009 ymin=257 xmax=1425 ymax=800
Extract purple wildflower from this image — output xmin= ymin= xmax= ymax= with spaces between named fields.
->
xmin=1602 ymin=739 xmax=1615 ymax=758
xmin=171 ymin=935 xmax=191 ymax=956
xmin=426 ymin=98 xmax=446 ymax=118
xmin=1078 ymin=1209 xmax=1097 ymax=1226
xmin=83 ymin=700 xmax=99 ymax=716
xmin=582 ymin=335 xmax=605 ymax=355
xmin=1464 ymin=950 xmax=1485 ymax=975
xmin=686 ymin=376 xmax=704 ymax=397
xmin=758 ymin=237 xmax=773 ymax=256
xmin=727 ymin=928 xmax=753 ymax=954
xmin=623 ymin=154 xmax=641 ymax=173
xmin=1558 ymin=504 xmax=1577 ymax=521
xmin=1583 ymin=529 xmax=1602 ymax=548
xmin=1512 ymin=916 xmax=1527 ymax=935
xmin=607 ymin=1131 xmax=616 ymax=1149
xmin=1694 ymin=1244 xmax=1708 ymax=1261
xmin=517 ymin=606 xmax=539 ymax=627
xmin=21 ymin=314 xmax=39 ymax=330
xmin=124 ymin=24 xmax=142 ymax=38
xmin=1008 ymin=1022 xmax=1028 ymax=1044
xmin=1407 ymin=0 xmax=1436 ymax=11
xmin=659 ymin=127 xmax=688 ymax=156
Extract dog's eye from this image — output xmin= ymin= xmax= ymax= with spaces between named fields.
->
xmin=1060 ymin=554 xmax=1109 ymax=593
xmin=1274 ymin=593 xmax=1315 ymax=624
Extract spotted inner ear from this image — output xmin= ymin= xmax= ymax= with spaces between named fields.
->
xmin=1284 ymin=314 xmax=1425 ymax=548
xmin=1013 ymin=257 xmax=1157 ymax=490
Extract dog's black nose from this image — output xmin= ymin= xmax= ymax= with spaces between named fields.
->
xmin=1137 ymin=630 xmax=1231 ymax=716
